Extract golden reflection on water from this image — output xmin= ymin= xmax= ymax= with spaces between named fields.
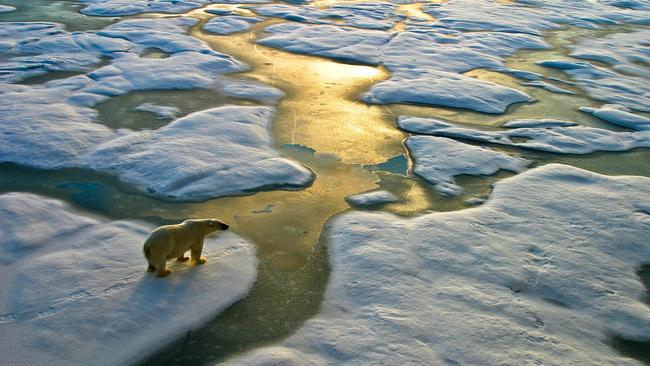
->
xmin=193 ymin=20 xmax=405 ymax=164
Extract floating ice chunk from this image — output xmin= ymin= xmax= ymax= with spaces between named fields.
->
xmin=580 ymin=105 xmax=650 ymax=131
xmin=406 ymin=136 xmax=530 ymax=195
xmin=423 ymin=0 xmax=562 ymax=35
xmin=0 ymin=83 xmax=115 ymax=169
xmin=0 ymin=53 xmax=103 ymax=83
xmin=383 ymin=31 xmax=548 ymax=74
xmin=225 ymin=164 xmax=650 ymax=365
xmin=522 ymin=80 xmax=574 ymax=94
xmin=539 ymin=60 xmax=650 ymax=112
xmin=97 ymin=18 xmax=215 ymax=55
xmin=463 ymin=196 xmax=486 ymax=206
xmin=363 ymin=70 xmax=531 ymax=114
xmin=570 ymin=29 xmax=650 ymax=68
xmin=398 ymin=115 xmax=650 ymax=155
xmin=202 ymin=16 xmax=262 ymax=35
xmin=502 ymin=119 xmax=578 ymax=128
xmin=0 ymin=22 xmax=64 ymax=52
xmin=215 ymin=76 xmax=285 ymax=104
xmin=0 ymin=22 xmax=131 ymax=82
xmin=254 ymin=2 xmax=397 ymax=30
xmin=1 ymin=83 xmax=311 ymax=200
xmin=84 ymin=106 xmax=314 ymax=201
xmin=0 ymin=5 xmax=16 ymax=13
xmin=345 ymin=190 xmax=400 ymax=207
xmin=84 ymin=51 xmax=245 ymax=96
xmin=134 ymin=103 xmax=181 ymax=120
xmin=0 ymin=192 xmax=257 ymax=366
xmin=258 ymin=23 xmax=391 ymax=65
xmin=501 ymin=68 xmax=543 ymax=81
xmin=79 ymin=0 xmax=215 ymax=16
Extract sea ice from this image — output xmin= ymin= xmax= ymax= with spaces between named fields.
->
xmin=345 ymin=190 xmax=400 ymax=207
xmin=224 ymin=164 xmax=650 ymax=365
xmin=0 ymin=5 xmax=15 ymax=13
xmin=258 ymin=23 xmax=391 ymax=65
xmin=580 ymin=105 xmax=650 ymax=131
xmin=85 ymin=106 xmax=314 ymax=201
xmin=362 ymin=70 xmax=531 ymax=114
xmin=202 ymin=15 xmax=262 ymax=35
xmin=398 ymin=116 xmax=650 ymax=155
xmin=537 ymin=59 xmax=650 ymax=112
xmin=254 ymin=2 xmax=398 ymax=30
xmin=134 ymin=103 xmax=181 ymax=120
xmin=79 ymin=0 xmax=216 ymax=16
xmin=0 ymin=192 xmax=258 ymax=366
xmin=406 ymin=136 xmax=530 ymax=195
xmin=0 ymin=86 xmax=312 ymax=200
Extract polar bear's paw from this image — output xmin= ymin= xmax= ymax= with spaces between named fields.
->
xmin=157 ymin=269 xmax=172 ymax=277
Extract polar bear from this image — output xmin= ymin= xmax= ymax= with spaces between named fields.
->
xmin=143 ymin=219 xmax=229 ymax=277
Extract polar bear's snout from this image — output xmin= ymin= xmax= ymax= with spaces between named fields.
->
xmin=209 ymin=221 xmax=229 ymax=230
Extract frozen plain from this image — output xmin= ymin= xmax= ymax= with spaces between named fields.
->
xmin=0 ymin=0 xmax=650 ymax=365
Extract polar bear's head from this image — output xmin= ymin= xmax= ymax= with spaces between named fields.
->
xmin=186 ymin=219 xmax=229 ymax=235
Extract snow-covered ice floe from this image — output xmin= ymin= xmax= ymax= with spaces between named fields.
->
xmin=406 ymin=136 xmax=530 ymax=196
xmin=0 ymin=17 xmax=307 ymax=201
xmin=85 ymin=106 xmax=314 ymax=201
xmin=257 ymin=22 xmax=537 ymax=113
xmin=253 ymin=2 xmax=399 ymax=30
xmin=224 ymin=164 xmax=650 ymax=365
xmin=254 ymin=0 xmax=650 ymax=113
xmin=580 ymin=104 xmax=650 ymax=131
xmin=345 ymin=190 xmax=400 ymax=207
xmin=398 ymin=116 xmax=650 ymax=155
xmin=134 ymin=103 xmax=181 ymax=120
xmin=0 ymin=5 xmax=15 ymax=13
xmin=202 ymin=15 xmax=262 ymax=35
xmin=79 ymin=0 xmax=234 ymax=16
xmin=535 ymin=28 xmax=650 ymax=113
xmin=0 ymin=93 xmax=313 ymax=200
xmin=0 ymin=192 xmax=258 ymax=366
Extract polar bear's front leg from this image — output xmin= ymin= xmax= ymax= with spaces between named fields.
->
xmin=156 ymin=260 xmax=171 ymax=277
xmin=191 ymin=240 xmax=206 ymax=264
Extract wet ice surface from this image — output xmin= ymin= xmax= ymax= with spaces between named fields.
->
xmin=406 ymin=136 xmax=530 ymax=195
xmin=202 ymin=15 xmax=262 ymax=35
xmin=398 ymin=115 xmax=650 ymax=155
xmin=0 ymin=192 xmax=257 ymax=366
xmin=0 ymin=17 xmax=311 ymax=201
xmin=345 ymin=190 xmax=400 ymax=207
xmin=225 ymin=165 xmax=650 ymax=366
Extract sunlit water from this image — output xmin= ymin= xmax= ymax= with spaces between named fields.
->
xmin=1 ymin=1 xmax=649 ymax=364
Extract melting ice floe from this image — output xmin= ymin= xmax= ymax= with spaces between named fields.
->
xmin=398 ymin=115 xmax=650 ymax=155
xmin=254 ymin=2 xmax=399 ymax=30
xmin=536 ymin=28 xmax=650 ymax=112
xmin=202 ymin=15 xmax=262 ymax=35
xmin=224 ymin=164 xmax=650 ymax=365
xmin=0 ymin=192 xmax=258 ymax=366
xmin=345 ymin=190 xmax=400 ymax=207
xmin=253 ymin=0 xmax=650 ymax=113
xmin=78 ymin=0 xmax=271 ymax=17
xmin=0 ymin=18 xmax=310 ymax=201
xmin=0 ymin=98 xmax=314 ymax=200
xmin=0 ymin=5 xmax=15 ymax=13
xmin=406 ymin=136 xmax=530 ymax=196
